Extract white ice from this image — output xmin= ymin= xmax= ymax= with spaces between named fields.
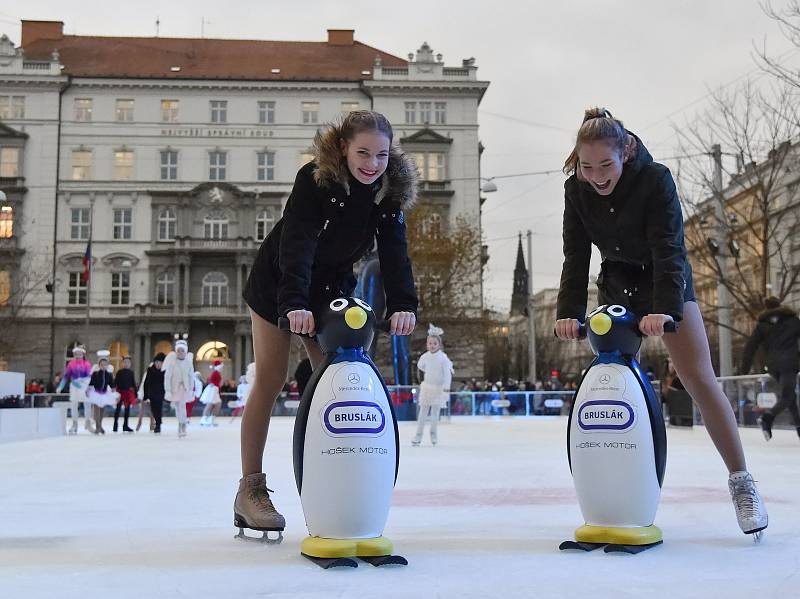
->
xmin=1 ymin=416 xmax=798 ymax=599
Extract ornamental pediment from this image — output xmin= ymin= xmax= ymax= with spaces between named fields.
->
xmin=399 ymin=127 xmax=452 ymax=145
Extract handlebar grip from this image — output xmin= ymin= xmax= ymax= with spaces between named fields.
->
xmin=277 ymin=316 xmax=313 ymax=338
xmin=664 ymin=320 xmax=678 ymax=334
xmin=553 ymin=321 xmax=586 ymax=339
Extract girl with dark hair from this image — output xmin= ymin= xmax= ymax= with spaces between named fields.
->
xmin=236 ymin=111 xmax=418 ymax=538
xmin=554 ymin=108 xmax=768 ymax=539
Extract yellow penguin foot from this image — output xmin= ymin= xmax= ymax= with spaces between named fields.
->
xmin=301 ymin=536 xmax=407 ymax=568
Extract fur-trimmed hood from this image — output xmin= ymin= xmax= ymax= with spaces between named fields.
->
xmin=757 ymin=305 xmax=797 ymax=322
xmin=310 ymin=122 xmax=418 ymax=209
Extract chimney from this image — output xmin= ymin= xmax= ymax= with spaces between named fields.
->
xmin=327 ymin=29 xmax=354 ymax=46
xmin=21 ymin=20 xmax=64 ymax=48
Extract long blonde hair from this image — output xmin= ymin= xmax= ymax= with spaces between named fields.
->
xmin=563 ymin=107 xmax=628 ymax=176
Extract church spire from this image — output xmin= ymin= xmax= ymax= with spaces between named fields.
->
xmin=510 ymin=233 xmax=529 ymax=316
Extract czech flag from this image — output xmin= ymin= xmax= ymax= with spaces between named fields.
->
xmin=81 ymin=240 xmax=92 ymax=284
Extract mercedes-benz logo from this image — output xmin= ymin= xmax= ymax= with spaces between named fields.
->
xmin=599 ymin=374 xmax=611 ymax=384
xmin=348 ymin=373 xmax=360 ymax=384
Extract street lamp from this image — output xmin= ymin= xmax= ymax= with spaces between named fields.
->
xmin=481 ymin=178 xmax=498 ymax=193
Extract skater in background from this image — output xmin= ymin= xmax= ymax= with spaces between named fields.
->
xmin=188 ymin=371 xmax=204 ymax=424
xmin=229 ymin=362 xmax=255 ymax=417
xmin=738 ymin=296 xmax=800 ymax=441
xmin=553 ymin=107 xmax=768 ymax=537
xmin=199 ymin=359 xmax=223 ymax=426
xmin=87 ymin=350 xmax=118 ymax=435
xmin=58 ymin=345 xmax=93 ymax=434
xmin=113 ymin=356 xmax=137 ymax=433
xmin=138 ymin=352 xmax=165 ymax=434
xmin=237 ymin=110 xmax=417 ymax=537
xmin=163 ymin=337 xmax=194 ymax=438
xmin=412 ymin=324 xmax=453 ymax=446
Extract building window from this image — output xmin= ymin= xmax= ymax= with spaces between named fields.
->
xmin=202 ymin=271 xmax=229 ymax=306
xmin=410 ymin=151 xmax=446 ymax=181
xmin=0 ymin=206 xmax=12 ymax=238
xmin=161 ymin=99 xmax=179 ymax=123
xmin=341 ymin=101 xmax=360 ymax=114
xmin=258 ymin=101 xmax=275 ymax=124
xmin=419 ymin=101 xmax=431 ymax=124
xmin=108 ymin=340 xmax=129 ymax=372
xmin=434 ymin=102 xmax=447 ymax=124
xmin=422 ymin=213 xmax=442 ymax=239
xmin=209 ymin=151 xmax=227 ymax=181
xmin=255 ymin=210 xmax=275 ymax=241
xmin=210 ymin=100 xmax=228 ymax=124
xmin=68 ymin=272 xmax=87 ymax=305
xmin=256 ymin=151 xmax=275 ymax=181
xmin=160 ymin=150 xmax=178 ymax=180
xmin=404 ymin=102 xmax=416 ymax=124
xmin=0 ymin=96 xmax=25 ymax=119
xmin=74 ymin=98 xmax=93 ymax=122
xmin=204 ymin=210 xmax=228 ymax=240
xmin=70 ymin=208 xmax=91 ymax=240
xmin=113 ymin=150 xmax=134 ymax=180
xmin=113 ymin=208 xmax=132 ymax=240
xmin=110 ymin=272 xmax=130 ymax=305
xmin=115 ymin=99 xmax=134 ymax=122
xmin=302 ymin=101 xmax=319 ymax=124
xmin=0 ymin=148 xmax=19 ymax=177
xmin=158 ymin=208 xmax=176 ymax=241
xmin=72 ymin=150 xmax=92 ymax=180
xmin=0 ymin=270 xmax=9 ymax=306
xmin=156 ymin=272 xmax=175 ymax=305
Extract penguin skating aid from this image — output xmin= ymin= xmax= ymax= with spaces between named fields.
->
xmin=281 ymin=297 xmax=407 ymax=569
xmin=559 ymin=305 xmax=673 ymax=555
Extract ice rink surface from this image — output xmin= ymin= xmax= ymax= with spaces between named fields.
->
xmin=1 ymin=416 xmax=798 ymax=599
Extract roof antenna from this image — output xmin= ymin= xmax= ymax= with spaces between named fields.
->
xmin=155 ymin=16 xmax=160 ymax=37
xmin=201 ymin=17 xmax=211 ymax=38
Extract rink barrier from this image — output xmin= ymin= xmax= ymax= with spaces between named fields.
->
xmin=18 ymin=372 xmax=800 ymax=428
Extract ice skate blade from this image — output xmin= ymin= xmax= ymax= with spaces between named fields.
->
xmin=359 ymin=554 xmax=408 ymax=567
xmin=302 ymin=554 xmax=358 ymax=569
xmin=559 ymin=540 xmax=606 ymax=552
xmin=234 ymin=528 xmax=284 ymax=544
xmin=748 ymin=528 xmax=766 ymax=543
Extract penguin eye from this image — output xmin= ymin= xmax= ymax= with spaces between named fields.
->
xmin=608 ymin=305 xmax=627 ymax=317
xmin=352 ymin=298 xmax=372 ymax=311
xmin=330 ymin=298 xmax=348 ymax=312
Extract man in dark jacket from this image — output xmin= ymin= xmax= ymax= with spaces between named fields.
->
xmin=739 ymin=297 xmax=800 ymax=441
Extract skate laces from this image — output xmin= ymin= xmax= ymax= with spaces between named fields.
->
xmin=729 ymin=475 xmax=761 ymax=518
xmin=248 ymin=485 xmax=279 ymax=514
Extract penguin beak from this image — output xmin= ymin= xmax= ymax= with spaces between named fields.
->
xmin=589 ymin=313 xmax=613 ymax=336
xmin=344 ymin=306 xmax=368 ymax=330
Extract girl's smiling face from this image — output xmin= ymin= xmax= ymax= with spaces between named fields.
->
xmin=341 ymin=130 xmax=390 ymax=184
xmin=426 ymin=336 xmax=441 ymax=353
xmin=578 ymin=140 xmax=625 ymax=196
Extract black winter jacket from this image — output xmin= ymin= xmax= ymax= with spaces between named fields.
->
xmin=142 ymin=365 xmax=165 ymax=402
xmin=740 ymin=306 xmax=800 ymax=374
xmin=114 ymin=367 xmax=137 ymax=391
xmin=246 ymin=123 xmax=419 ymax=320
xmin=89 ymin=369 xmax=114 ymax=393
xmin=556 ymin=134 xmax=687 ymax=321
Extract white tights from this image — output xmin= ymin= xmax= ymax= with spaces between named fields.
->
xmin=414 ymin=405 xmax=440 ymax=441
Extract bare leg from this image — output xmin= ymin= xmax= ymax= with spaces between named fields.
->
xmin=241 ymin=309 xmax=292 ymax=476
xmin=661 ymin=301 xmax=746 ymax=473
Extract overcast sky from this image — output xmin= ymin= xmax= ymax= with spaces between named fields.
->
xmin=1 ymin=1 xmax=797 ymax=313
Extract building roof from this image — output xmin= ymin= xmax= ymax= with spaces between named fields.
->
xmin=22 ymin=29 xmax=407 ymax=82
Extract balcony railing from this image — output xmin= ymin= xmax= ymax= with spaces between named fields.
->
xmin=173 ymin=237 xmax=256 ymax=251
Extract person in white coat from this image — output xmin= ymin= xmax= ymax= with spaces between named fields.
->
xmin=163 ymin=336 xmax=195 ymax=438
xmin=413 ymin=324 xmax=453 ymax=446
